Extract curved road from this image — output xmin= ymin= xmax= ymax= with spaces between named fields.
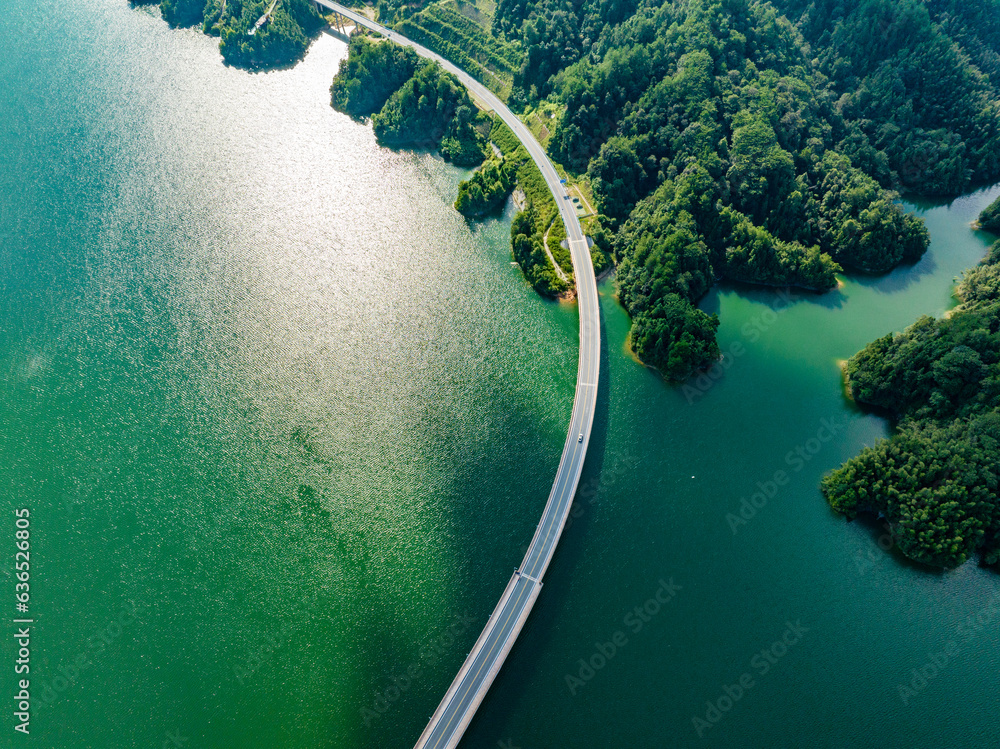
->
xmin=316 ymin=4 xmax=600 ymax=746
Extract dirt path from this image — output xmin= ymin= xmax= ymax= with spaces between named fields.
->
xmin=542 ymin=219 xmax=570 ymax=284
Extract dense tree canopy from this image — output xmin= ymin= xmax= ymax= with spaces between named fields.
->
xmin=455 ymin=158 xmax=516 ymax=216
xmin=823 ymin=241 xmax=1000 ymax=568
xmin=529 ymin=0 xmax=935 ymax=376
xmin=329 ymin=35 xmax=420 ymax=119
xmin=510 ymin=205 xmax=570 ymax=296
xmin=776 ymin=0 xmax=1000 ymax=196
xmin=981 ymin=194 xmax=1000 ymax=233
xmin=470 ymin=0 xmax=998 ymax=377
xmin=330 ymin=39 xmax=487 ymax=166
xmin=220 ymin=0 xmax=325 ymax=68
xmin=371 ymin=60 xmax=486 ymax=164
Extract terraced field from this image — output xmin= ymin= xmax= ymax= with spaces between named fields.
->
xmin=394 ymin=1 xmax=522 ymax=99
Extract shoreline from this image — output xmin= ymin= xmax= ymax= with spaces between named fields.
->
xmin=837 ymin=359 xmax=854 ymax=401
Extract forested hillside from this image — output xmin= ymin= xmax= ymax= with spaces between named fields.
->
xmin=358 ymin=0 xmax=1000 ymax=379
xmin=481 ymin=0 xmax=999 ymax=378
xmin=776 ymin=0 xmax=1000 ymax=196
xmin=823 ymin=241 xmax=1000 ymax=568
xmin=501 ymin=0 xmax=948 ymax=377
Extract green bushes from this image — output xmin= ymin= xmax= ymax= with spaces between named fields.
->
xmin=719 ymin=208 xmax=841 ymax=291
xmin=547 ymin=217 xmax=571 ymax=275
xmin=488 ymin=119 xmax=522 ymax=157
xmin=823 ymin=414 xmax=1000 ymax=568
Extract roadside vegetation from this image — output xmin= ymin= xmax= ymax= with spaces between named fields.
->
xmin=823 ymin=241 xmax=1000 ymax=568
xmin=490 ymin=120 xmax=570 ymax=296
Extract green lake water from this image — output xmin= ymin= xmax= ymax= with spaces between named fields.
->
xmin=1 ymin=1 xmax=998 ymax=747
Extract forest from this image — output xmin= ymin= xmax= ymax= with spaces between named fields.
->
xmin=529 ymin=0 xmax=948 ymax=377
xmin=135 ymin=0 xmax=326 ymax=68
xmin=823 ymin=238 xmax=1000 ymax=568
xmin=139 ymin=0 xmax=1000 ymax=377
xmin=454 ymin=157 xmax=516 ymax=216
xmin=330 ymin=33 xmax=487 ymax=165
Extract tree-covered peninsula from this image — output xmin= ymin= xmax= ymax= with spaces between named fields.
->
xmin=330 ymin=34 xmax=487 ymax=166
xmin=135 ymin=0 xmax=326 ymax=69
xmin=823 ymin=241 xmax=1000 ymax=569
xmin=329 ymin=34 xmax=420 ymax=117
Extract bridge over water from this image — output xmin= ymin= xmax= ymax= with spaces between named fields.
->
xmin=315 ymin=4 xmax=601 ymax=745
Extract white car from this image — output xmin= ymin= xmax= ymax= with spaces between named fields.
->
xmin=578 ymin=434 xmax=583 ymax=442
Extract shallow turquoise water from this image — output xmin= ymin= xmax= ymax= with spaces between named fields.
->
xmin=1 ymin=1 xmax=998 ymax=747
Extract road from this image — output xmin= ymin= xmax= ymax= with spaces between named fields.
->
xmin=315 ymin=4 xmax=600 ymax=746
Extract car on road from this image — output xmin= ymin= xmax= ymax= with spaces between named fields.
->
xmin=578 ymin=434 xmax=583 ymax=442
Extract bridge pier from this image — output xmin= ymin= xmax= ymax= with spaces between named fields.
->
xmin=317 ymin=2 xmax=349 ymax=35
